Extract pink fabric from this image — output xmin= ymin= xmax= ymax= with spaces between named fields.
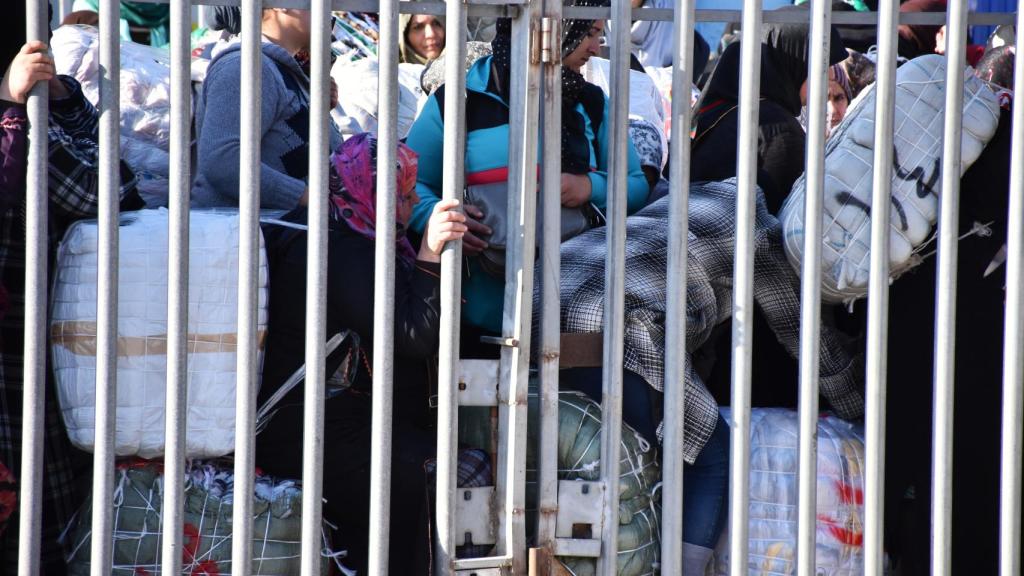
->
xmin=329 ymin=133 xmax=419 ymax=265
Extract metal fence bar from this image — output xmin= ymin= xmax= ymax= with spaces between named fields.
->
xmin=16 ymin=2 xmax=49 ymax=574
xmin=90 ymin=0 xmax=122 ymax=573
xmin=160 ymin=0 xmax=192 ymax=574
xmin=931 ymin=2 xmax=969 ymax=575
xmin=659 ymin=0 xmax=695 ymax=571
xmin=367 ymin=0 xmax=400 ymax=571
xmin=795 ymin=2 xmax=831 ymax=575
xmin=300 ymin=1 xmax=332 ymax=575
xmin=727 ymin=1 xmax=762 ymax=574
xmin=597 ymin=0 xmax=630 ymax=573
xmin=1001 ymin=6 xmax=1024 ymax=575
xmin=499 ymin=4 xmax=541 ymax=572
xmin=536 ymin=0 xmax=564 ymax=567
xmin=434 ymin=0 xmax=468 ymax=568
xmin=865 ymin=1 xmax=899 ymax=575
xmin=231 ymin=1 xmax=263 ymax=574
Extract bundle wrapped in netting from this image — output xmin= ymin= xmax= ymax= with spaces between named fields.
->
xmin=61 ymin=460 xmax=343 ymax=575
xmin=709 ymin=409 xmax=869 ymax=576
xmin=526 ymin=389 xmax=661 ymax=576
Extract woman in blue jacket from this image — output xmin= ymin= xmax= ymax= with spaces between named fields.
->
xmin=405 ymin=9 xmax=648 ymax=336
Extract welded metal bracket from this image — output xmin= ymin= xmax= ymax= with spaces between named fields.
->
xmin=458 ymin=359 xmax=500 ymax=406
xmin=552 ymin=480 xmax=605 ymax=557
xmin=455 ymin=486 xmax=498 ymax=546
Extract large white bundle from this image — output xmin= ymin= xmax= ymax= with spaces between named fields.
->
xmin=779 ymin=55 xmax=1000 ymax=304
xmin=330 ymin=58 xmax=426 ymax=139
xmin=51 ymin=209 xmax=269 ymax=459
xmin=710 ymin=409 xmax=867 ymax=576
xmin=52 ymin=24 xmax=183 ymax=206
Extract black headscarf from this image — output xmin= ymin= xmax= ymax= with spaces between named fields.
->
xmin=696 ymin=5 xmax=847 ymax=120
xmin=490 ymin=0 xmax=608 ymax=174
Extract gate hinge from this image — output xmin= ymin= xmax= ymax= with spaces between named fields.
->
xmin=539 ymin=17 xmax=558 ymax=64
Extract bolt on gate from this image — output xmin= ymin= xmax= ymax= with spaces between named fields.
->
xmin=12 ymin=0 xmax=1024 ymax=575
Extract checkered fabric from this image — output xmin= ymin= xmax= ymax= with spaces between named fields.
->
xmin=551 ymin=179 xmax=865 ymax=463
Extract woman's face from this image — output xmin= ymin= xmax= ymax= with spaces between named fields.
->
xmin=827 ymin=79 xmax=849 ymax=128
xmin=562 ymin=20 xmax=604 ymax=72
xmin=406 ymin=15 xmax=445 ymax=61
xmin=397 ymin=181 xmax=420 ymax=228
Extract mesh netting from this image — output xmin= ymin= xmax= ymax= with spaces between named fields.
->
xmin=61 ymin=459 xmax=343 ymax=575
xmin=526 ymin=389 xmax=662 ymax=576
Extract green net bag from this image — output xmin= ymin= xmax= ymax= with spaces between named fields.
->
xmin=526 ymin=389 xmax=662 ymax=576
xmin=62 ymin=460 xmax=341 ymax=575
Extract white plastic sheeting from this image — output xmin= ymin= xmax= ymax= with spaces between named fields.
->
xmin=710 ymin=409 xmax=869 ymax=576
xmin=779 ymin=55 xmax=1000 ymax=304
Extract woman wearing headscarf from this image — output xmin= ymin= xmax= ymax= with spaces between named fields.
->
xmin=399 ymin=13 xmax=446 ymax=64
xmin=255 ymin=133 xmax=466 ymax=574
xmin=688 ymin=5 xmax=847 ymax=214
xmin=405 ymin=6 xmax=648 ymax=337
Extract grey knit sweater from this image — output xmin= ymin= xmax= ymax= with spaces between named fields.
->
xmin=192 ymin=40 xmax=342 ymax=209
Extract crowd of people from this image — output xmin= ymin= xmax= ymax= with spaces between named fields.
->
xmin=0 ymin=0 xmax=1018 ymax=574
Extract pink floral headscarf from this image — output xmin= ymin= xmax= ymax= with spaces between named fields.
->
xmin=329 ymin=133 xmax=420 ymax=267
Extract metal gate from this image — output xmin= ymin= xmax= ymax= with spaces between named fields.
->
xmin=13 ymin=0 xmax=1024 ymax=575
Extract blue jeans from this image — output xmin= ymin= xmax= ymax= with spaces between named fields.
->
xmin=560 ymin=368 xmax=729 ymax=548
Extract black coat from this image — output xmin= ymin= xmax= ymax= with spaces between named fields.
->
xmin=257 ymin=207 xmax=442 ymax=420
xmin=688 ymin=12 xmax=847 ymax=214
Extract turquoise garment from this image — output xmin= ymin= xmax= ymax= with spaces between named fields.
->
xmin=77 ymin=0 xmax=170 ymax=46
xmin=406 ymin=56 xmax=648 ymax=333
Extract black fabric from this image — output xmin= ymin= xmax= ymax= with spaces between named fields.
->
xmin=256 ymin=392 xmax=434 ymax=575
xmin=881 ymin=107 xmax=1012 ymax=576
xmin=434 ymin=66 xmax=605 ymax=175
xmin=1 ymin=2 xmax=53 ymax=69
xmin=257 ymin=207 xmax=441 ymax=415
xmin=256 ymin=207 xmax=443 ymax=573
xmin=272 ymin=60 xmax=312 ymax=182
xmin=685 ymin=11 xmax=847 ymax=213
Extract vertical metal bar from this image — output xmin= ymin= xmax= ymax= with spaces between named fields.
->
xmin=232 ymin=1 xmax=262 ymax=574
xmin=1000 ymin=6 xmax=1024 ymax=576
xmin=59 ymin=0 xmax=73 ymax=25
xmin=865 ymin=2 xmax=899 ymax=576
xmin=659 ymin=0 xmax=696 ymax=572
xmin=90 ymin=0 xmax=122 ymax=573
xmin=499 ymin=4 xmax=542 ymax=573
xmin=537 ymin=0 xmax=564 ymax=564
xmin=367 ymin=0 xmax=399 ymax=572
xmin=795 ymin=2 xmax=831 ymax=575
xmin=727 ymin=1 xmax=762 ymax=574
xmin=160 ymin=0 xmax=191 ymax=574
xmin=435 ymin=0 xmax=468 ymax=568
xmin=300 ymin=0 xmax=332 ymax=575
xmin=597 ymin=0 xmax=630 ymax=572
xmin=16 ymin=2 xmax=49 ymax=574
xmin=931 ymin=3 xmax=968 ymax=575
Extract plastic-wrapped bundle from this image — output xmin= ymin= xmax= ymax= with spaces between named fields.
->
xmin=51 ymin=210 xmax=269 ymax=459
xmin=709 ymin=409 xmax=868 ymax=576
xmin=526 ymin=390 xmax=661 ymax=576
xmin=61 ymin=460 xmax=341 ymax=575
xmin=330 ymin=58 xmax=426 ymax=139
xmin=778 ymin=55 xmax=1000 ymax=304
xmin=583 ymin=57 xmax=669 ymax=169
xmin=51 ymin=24 xmax=183 ymax=206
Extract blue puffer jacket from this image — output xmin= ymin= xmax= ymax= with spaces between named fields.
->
xmin=406 ymin=55 xmax=648 ymax=333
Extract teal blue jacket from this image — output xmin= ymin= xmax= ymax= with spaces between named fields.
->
xmin=406 ymin=56 xmax=649 ymax=333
